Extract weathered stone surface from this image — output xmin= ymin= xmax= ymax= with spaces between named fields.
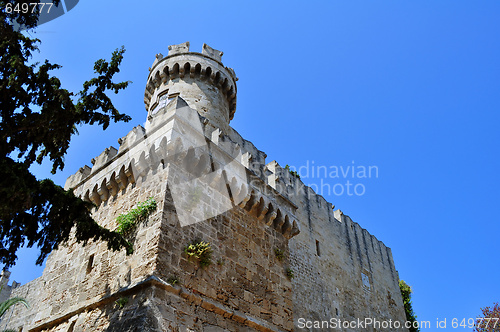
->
xmin=6 ymin=43 xmax=407 ymax=332
xmin=202 ymin=43 xmax=223 ymax=62
xmin=0 ymin=270 xmax=21 ymax=303
xmin=168 ymin=41 xmax=190 ymax=55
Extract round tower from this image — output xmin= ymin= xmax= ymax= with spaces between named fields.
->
xmin=144 ymin=42 xmax=238 ymax=130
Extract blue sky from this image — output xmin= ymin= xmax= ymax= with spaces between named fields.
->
xmin=9 ymin=1 xmax=500 ymax=330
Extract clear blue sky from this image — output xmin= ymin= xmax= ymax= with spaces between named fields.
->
xmin=10 ymin=1 xmax=500 ymax=330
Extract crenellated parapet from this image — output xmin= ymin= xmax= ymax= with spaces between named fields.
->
xmin=237 ymin=188 xmax=300 ymax=239
xmin=65 ymin=94 xmax=300 ymax=239
xmin=264 ymin=160 xmax=304 ymax=205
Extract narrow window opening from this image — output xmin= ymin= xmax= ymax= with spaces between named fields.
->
xmin=86 ymin=254 xmax=94 ymax=274
xmin=361 ymin=271 xmax=371 ymax=290
xmin=315 ymin=240 xmax=321 ymax=256
xmin=336 ymin=308 xmax=339 ymax=315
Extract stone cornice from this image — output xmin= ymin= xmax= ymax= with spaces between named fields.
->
xmin=28 ymin=276 xmax=289 ymax=332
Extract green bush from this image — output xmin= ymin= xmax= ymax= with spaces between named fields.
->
xmin=399 ymin=280 xmax=420 ymax=332
xmin=275 ymin=248 xmax=285 ymax=261
xmin=167 ymin=276 xmax=179 ymax=285
xmin=115 ymin=297 xmax=128 ymax=309
xmin=116 ymin=197 xmax=157 ymax=236
xmin=285 ymin=165 xmax=300 ymax=179
xmin=184 ymin=240 xmax=213 ymax=268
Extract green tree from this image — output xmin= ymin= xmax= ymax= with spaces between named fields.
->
xmin=0 ymin=0 xmax=133 ymax=268
xmin=399 ymin=280 xmax=420 ymax=332
xmin=474 ymin=302 xmax=500 ymax=332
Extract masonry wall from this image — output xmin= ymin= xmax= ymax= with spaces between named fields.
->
xmin=7 ymin=128 xmax=407 ymax=332
xmin=152 ymin=186 xmax=294 ymax=331
xmin=7 ymin=164 xmax=165 ymax=331
xmin=266 ymin=167 xmax=408 ymax=331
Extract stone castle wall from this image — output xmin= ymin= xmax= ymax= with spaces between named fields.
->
xmin=0 ymin=270 xmax=21 ymax=304
xmin=6 ymin=43 xmax=407 ymax=332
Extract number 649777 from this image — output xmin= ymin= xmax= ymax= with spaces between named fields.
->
xmin=4 ymin=2 xmax=54 ymax=14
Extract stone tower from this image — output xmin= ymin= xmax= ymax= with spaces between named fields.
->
xmin=144 ymin=42 xmax=237 ymax=132
xmin=7 ymin=43 xmax=408 ymax=332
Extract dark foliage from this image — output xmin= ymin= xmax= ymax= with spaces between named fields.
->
xmin=0 ymin=0 xmax=132 ymax=267
xmin=399 ymin=280 xmax=420 ymax=332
